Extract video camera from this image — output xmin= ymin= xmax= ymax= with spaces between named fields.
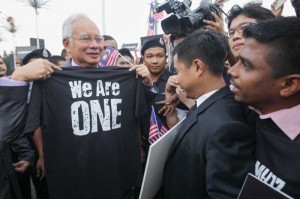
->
xmin=156 ymin=0 xmax=222 ymax=35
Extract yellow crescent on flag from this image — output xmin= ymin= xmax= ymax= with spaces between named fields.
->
xmin=102 ymin=49 xmax=111 ymax=60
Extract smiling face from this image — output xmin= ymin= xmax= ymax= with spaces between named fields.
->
xmin=228 ymin=38 xmax=281 ymax=113
xmin=228 ymin=15 xmax=256 ymax=58
xmin=63 ymin=17 xmax=104 ymax=67
xmin=0 ymin=57 xmax=7 ymax=77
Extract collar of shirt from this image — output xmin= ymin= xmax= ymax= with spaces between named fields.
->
xmin=250 ymin=104 xmax=300 ymax=140
xmin=71 ymin=59 xmax=100 ymax=68
xmin=71 ymin=60 xmax=79 ymax=67
xmin=154 ymin=69 xmax=171 ymax=84
xmin=0 ymin=76 xmax=28 ymax=86
xmin=196 ymin=89 xmax=218 ymax=107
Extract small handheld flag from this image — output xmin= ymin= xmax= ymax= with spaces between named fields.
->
xmin=99 ymin=45 xmax=119 ymax=67
xmin=148 ymin=106 xmax=169 ymax=144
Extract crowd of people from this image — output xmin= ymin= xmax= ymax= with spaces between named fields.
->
xmin=1 ymin=0 xmax=300 ymax=199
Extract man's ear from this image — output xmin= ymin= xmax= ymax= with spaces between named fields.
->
xmin=63 ymin=38 xmax=71 ymax=53
xmin=193 ymin=59 xmax=205 ymax=77
xmin=279 ymin=74 xmax=300 ymax=97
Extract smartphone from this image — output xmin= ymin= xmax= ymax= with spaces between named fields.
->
xmin=273 ymin=0 xmax=287 ymax=10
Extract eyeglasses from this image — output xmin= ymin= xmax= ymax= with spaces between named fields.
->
xmin=72 ymin=35 xmax=104 ymax=44
xmin=227 ymin=23 xmax=251 ymax=38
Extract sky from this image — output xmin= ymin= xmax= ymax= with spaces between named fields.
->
xmin=0 ymin=0 xmax=296 ymax=56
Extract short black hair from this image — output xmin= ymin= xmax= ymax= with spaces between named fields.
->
xmin=244 ymin=17 xmax=300 ymax=78
xmin=172 ymin=29 xmax=227 ymax=76
xmin=118 ymin=48 xmax=133 ymax=61
xmin=103 ymin=35 xmax=116 ymax=41
xmin=61 ymin=49 xmax=67 ymax=57
xmin=226 ymin=4 xmax=275 ymax=29
xmin=49 ymin=55 xmax=66 ymax=66
xmin=170 ymin=33 xmax=187 ymax=46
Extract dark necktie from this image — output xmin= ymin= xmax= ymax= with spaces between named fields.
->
xmin=0 ymin=141 xmax=3 ymax=155
xmin=186 ymin=104 xmax=197 ymax=117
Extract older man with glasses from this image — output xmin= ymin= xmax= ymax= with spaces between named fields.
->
xmin=22 ymin=13 xmax=153 ymax=199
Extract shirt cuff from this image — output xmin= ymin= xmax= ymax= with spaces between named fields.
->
xmin=0 ymin=76 xmax=28 ymax=86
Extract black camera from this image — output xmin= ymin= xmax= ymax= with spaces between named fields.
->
xmin=156 ymin=0 xmax=222 ymax=35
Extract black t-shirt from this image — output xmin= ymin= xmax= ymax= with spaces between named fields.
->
xmin=247 ymin=110 xmax=300 ymax=198
xmin=24 ymin=67 xmax=147 ymax=199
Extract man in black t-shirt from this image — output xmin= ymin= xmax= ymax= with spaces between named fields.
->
xmin=228 ymin=17 xmax=300 ymax=198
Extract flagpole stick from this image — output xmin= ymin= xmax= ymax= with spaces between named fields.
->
xmin=118 ymin=53 xmax=135 ymax=68
xmin=102 ymin=0 xmax=106 ymax=34
xmin=123 ymin=53 xmax=153 ymax=85
xmin=154 ymin=0 xmax=158 ymax=35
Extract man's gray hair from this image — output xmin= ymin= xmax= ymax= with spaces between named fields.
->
xmin=62 ymin=13 xmax=89 ymax=43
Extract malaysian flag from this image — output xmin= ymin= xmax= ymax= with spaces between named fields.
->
xmin=153 ymin=9 xmax=164 ymax=20
xmin=99 ymin=45 xmax=119 ymax=67
xmin=147 ymin=2 xmax=155 ymax=36
xmin=148 ymin=106 xmax=169 ymax=144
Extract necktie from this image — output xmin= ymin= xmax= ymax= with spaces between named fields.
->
xmin=0 ymin=141 xmax=3 ymax=155
xmin=186 ymin=104 xmax=197 ymax=117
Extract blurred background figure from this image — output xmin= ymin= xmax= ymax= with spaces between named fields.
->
xmin=60 ymin=49 xmax=71 ymax=61
xmin=116 ymin=48 xmax=134 ymax=67
xmin=0 ymin=56 xmax=7 ymax=77
xmin=102 ymin=35 xmax=118 ymax=49
xmin=49 ymin=55 xmax=66 ymax=67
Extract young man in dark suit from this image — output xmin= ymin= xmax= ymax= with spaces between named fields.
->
xmin=159 ymin=29 xmax=255 ymax=198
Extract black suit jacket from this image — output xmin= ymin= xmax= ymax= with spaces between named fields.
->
xmin=162 ymin=86 xmax=255 ymax=199
xmin=0 ymin=84 xmax=34 ymax=199
xmin=0 ymin=85 xmax=29 ymax=142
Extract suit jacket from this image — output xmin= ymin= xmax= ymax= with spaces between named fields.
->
xmin=0 ymin=84 xmax=34 ymax=199
xmin=0 ymin=85 xmax=29 ymax=142
xmin=162 ymin=86 xmax=255 ymax=199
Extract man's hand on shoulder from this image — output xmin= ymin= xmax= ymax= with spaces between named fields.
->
xmin=11 ymin=59 xmax=61 ymax=82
